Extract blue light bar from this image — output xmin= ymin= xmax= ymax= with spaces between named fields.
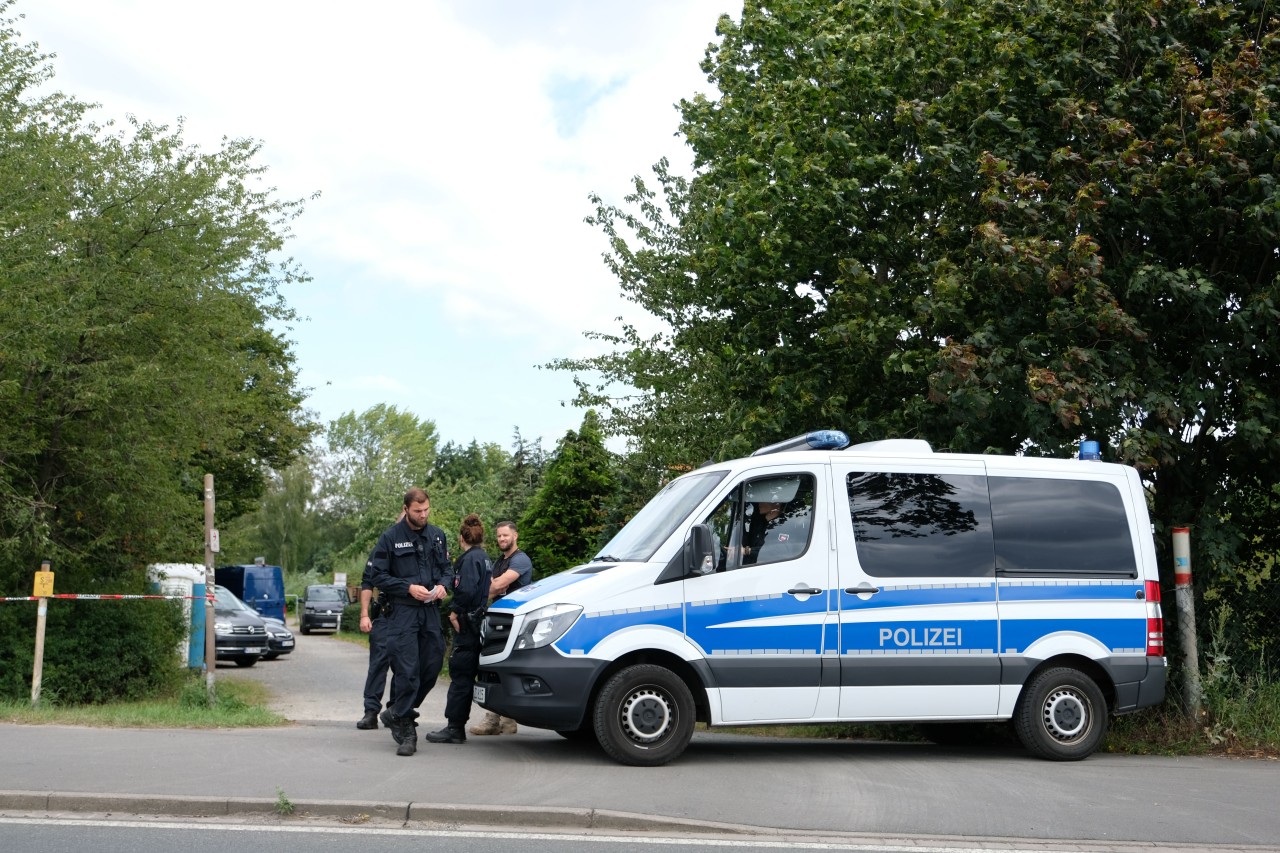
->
xmin=751 ymin=430 xmax=851 ymax=456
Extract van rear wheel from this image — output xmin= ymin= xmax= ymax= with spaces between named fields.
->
xmin=593 ymin=664 xmax=695 ymax=766
xmin=1015 ymin=666 xmax=1107 ymax=761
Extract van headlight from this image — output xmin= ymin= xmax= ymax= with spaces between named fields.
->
xmin=514 ymin=603 xmax=582 ymax=650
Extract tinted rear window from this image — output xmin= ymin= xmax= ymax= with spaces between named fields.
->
xmin=989 ymin=477 xmax=1136 ymax=577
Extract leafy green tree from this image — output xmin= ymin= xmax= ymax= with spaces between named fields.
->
xmin=0 ymin=8 xmax=312 ymax=701
xmin=221 ymin=458 xmax=327 ymax=574
xmin=319 ymin=404 xmax=439 ymax=560
xmin=0 ymin=10 xmax=312 ymax=597
xmin=520 ymin=411 xmax=616 ymax=578
xmin=493 ymin=428 xmax=545 ymax=527
xmin=563 ymin=0 xmax=1280 ymax=598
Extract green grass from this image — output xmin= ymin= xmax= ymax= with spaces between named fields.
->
xmin=0 ymin=675 xmax=286 ymax=728
xmin=1107 ymin=669 xmax=1280 ymax=758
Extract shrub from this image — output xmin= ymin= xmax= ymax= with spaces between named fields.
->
xmin=0 ymin=599 xmax=184 ymax=704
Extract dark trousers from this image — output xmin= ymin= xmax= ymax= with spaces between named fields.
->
xmin=384 ymin=603 xmax=445 ymax=721
xmin=362 ymin=618 xmax=393 ymax=713
xmin=443 ymin=626 xmax=482 ymax=726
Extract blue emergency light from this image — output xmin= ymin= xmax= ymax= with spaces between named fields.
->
xmin=1078 ymin=440 xmax=1101 ymax=461
xmin=751 ymin=430 xmax=851 ymax=456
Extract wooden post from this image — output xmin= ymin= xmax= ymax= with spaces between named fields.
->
xmin=204 ymin=474 xmax=217 ymax=705
xmin=31 ymin=560 xmax=53 ymax=706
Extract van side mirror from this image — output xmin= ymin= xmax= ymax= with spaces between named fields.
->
xmin=685 ymin=524 xmax=716 ymax=576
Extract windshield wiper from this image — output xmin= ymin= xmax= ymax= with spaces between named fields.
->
xmin=592 ymin=554 xmax=622 ymax=563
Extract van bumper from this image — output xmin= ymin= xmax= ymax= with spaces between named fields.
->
xmin=1112 ymin=656 xmax=1167 ymax=713
xmin=475 ymin=648 xmax=606 ymax=732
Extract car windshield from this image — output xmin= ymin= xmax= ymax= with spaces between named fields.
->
xmin=592 ymin=470 xmax=727 ymax=563
xmin=214 ymin=586 xmax=251 ymax=612
xmin=308 ymin=586 xmax=345 ymax=601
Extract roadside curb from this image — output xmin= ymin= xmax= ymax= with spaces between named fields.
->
xmin=0 ymin=790 xmax=754 ymax=835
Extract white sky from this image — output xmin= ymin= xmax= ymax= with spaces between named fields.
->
xmin=16 ymin=0 xmax=736 ymax=454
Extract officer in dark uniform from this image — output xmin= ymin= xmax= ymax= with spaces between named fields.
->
xmin=424 ymin=513 xmax=492 ymax=745
xmin=354 ymin=561 xmax=391 ymax=729
xmin=366 ymin=487 xmax=453 ymax=756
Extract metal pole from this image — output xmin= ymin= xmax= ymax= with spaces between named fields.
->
xmin=1172 ymin=527 xmax=1201 ymax=720
xmin=204 ymin=474 xmax=217 ymax=705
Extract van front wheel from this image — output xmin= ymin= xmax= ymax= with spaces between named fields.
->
xmin=593 ymin=664 xmax=695 ymax=767
xmin=1015 ymin=666 xmax=1108 ymax=761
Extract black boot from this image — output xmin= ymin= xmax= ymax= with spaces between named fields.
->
xmin=356 ymin=710 xmax=379 ymax=730
xmin=424 ymin=724 xmax=466 ymax=744
xmin=380 ymin=709 xmax=403 ymax=744
xmin=396 ymin=724 xmax=418 ymax=756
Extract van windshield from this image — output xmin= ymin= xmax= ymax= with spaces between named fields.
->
xmin=592 ymin=470 xmax=727 ymax=563
xmin=308 ymin=586 xmax=346 ymax=601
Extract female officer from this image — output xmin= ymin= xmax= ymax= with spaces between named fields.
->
xmin=424 ymin=514 xmax=492 ymax=744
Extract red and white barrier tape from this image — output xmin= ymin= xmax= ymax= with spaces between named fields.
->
xmin=0 ymin=593 xmax=213 ymax=602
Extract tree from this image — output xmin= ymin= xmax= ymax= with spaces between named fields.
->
xmin=520 ymin=411 xmax=616 ymax=578
xmin=0 ymin=8 xmax=313 ymax=596
xmin=221 ymin=458 xmax=325 ymax=574
xmin=319 ymin=404 xmax=439 ymax=560
xmin=562 ymin=0 xmax=1280 ymax=598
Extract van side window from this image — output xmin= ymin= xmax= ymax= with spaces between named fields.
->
xmin=701 ymin=474 xmax=816 ymax=571
xmin=989 ymin=477 xmax=1137 ymax=577
xmin=846 ymin=472 xmax=994 ymax=578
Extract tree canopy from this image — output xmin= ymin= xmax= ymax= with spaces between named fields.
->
xmin=520 ymin=410 xmax=616 ymax=579
xmin=0 ymin=9 xmax=313 ymax=593
xmin=561 ymin=0 xmax=1280 ymax=586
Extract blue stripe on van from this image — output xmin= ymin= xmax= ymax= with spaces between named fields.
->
xmin=997 ymin=581 xmax=1142 ymax=602
xmin=554 ymin=602 xmax=684 ymax=654
xmin=486 ymin=568 xmax=597 ymax=612
xmin=839 ymin=582 xmax=996 ymax=609
xmin=1001 ymin=617 xmax=1146 ymax=653
xmin=685 ymin=594 xmax=827 ymax=655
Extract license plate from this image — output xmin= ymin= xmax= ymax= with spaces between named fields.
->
xmin=245 ymin=647 xmax=263 ymax=654
xmin=281 ymin=640 xmax=294 ymax=647
xmin=472 ymin=685 xmax=486 ymax=703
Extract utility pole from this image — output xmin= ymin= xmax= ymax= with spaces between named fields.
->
xmin=1173 ymin=527 xmax=1202 ymax=720
xmin=204 ymin=474 xmax=217 ymax=705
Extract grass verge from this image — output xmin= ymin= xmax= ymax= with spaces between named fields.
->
xmin=0 ymin=675 xmax=286 ymax=728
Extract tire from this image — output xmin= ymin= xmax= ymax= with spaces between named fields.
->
xmin=234 ymin=657 xmax=258 ymax=668
xmin=1014 ymin=666 xmax=1108 ymax=760
xmin=264 ymin=653 xmax=280 ymax=661
xmin=299 ymin=620 xmax=311 ymax=635
xmin=592 ymin=664 xmax=695 ymax=767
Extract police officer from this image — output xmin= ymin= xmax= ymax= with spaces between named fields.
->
xmin=354 ymin=562 xmax=391 ymax=730
xmin=424 ymin=513 xmax=491 ymax=745
xmin=366 ymin=487 xmax=452 ymax=756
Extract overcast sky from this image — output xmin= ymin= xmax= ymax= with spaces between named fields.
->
xmin=16 ymin=0 xmax=737 ymax=454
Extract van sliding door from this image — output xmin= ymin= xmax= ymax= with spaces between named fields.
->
xmin=832 ymin=459 xmax=1001 ymax=720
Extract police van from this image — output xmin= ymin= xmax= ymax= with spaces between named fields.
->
xmin=475 ymin=431 xmax=1166 ymax=766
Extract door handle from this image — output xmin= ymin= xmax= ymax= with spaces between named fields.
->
xmin=787 ymin=585 xmax=823 ymax=596
xmin=845 ymin=584 xmax=881 ymax=595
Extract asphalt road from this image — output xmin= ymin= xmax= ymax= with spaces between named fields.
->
xmin=194 ymin=623 xmax=1280 ymax=849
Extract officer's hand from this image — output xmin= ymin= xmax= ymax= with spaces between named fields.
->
xmin=448 ymin=612 xmax=460 ymax=632
xmin=408 ymin=583 xmax=430 ymax=602
xmin=430 ymin=584 xmax=447 ymax=602
xmin=360 ymin=615 xmax=372 ymax=633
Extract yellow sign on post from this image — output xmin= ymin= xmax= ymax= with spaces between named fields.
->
xmin=33 ymin=570 xmax=54 ymax=598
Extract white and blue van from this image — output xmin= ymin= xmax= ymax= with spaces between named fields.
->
xmin=475 ymin=431 xmax=1167 ymax=766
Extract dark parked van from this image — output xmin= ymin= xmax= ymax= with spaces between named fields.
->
xmin=299 ymin=584 xmax=349 ymax=634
